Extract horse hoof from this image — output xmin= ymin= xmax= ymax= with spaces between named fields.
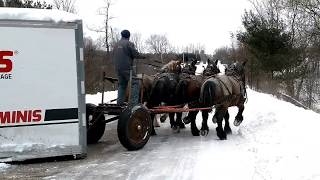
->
xmin=225 ymin=128 xmax=232 ymax=134
xmin=151 ymin=130 xmax=157 ymax=136
xmin=154 ymin=121 xmax=160 ymax=127
xmin=200 ymin=130 xmax=209 ymax=136
xmin=234 ymin=117 xmax=243 ymax=126
xmin=217 ymin=133 xmax=227 ymax=140
xmin=216 ymin=127 xmax=226 ymax=140
xmin=219 ymin=136 xmax=227 ymax=140
xmin=160 ymin=115 xmax=167 ymax=123
xmin=183 ymin=117 xmax=191 ymax=124
xmin=173 ymin=127 xmax=180 ymax=133
xmin=192 ymin=130 xmax=200 ymax=136
xmin=179 ymin=123 xmax=186 ymax=129
xmin=212 ymin=116 xmax=217 ymax=124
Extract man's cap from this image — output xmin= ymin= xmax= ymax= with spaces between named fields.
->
xmin=121 ymin=30 xmax=130 ymax=39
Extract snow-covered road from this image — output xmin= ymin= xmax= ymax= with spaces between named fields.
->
xmin=1 ymin=89 xmax=320 ymax=180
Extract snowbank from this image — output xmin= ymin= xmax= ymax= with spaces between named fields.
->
xmin=0 ymin=8 xmax=80 ymax=22
xmin=86 ymin=91 xmax=118 ymax=105
xmin=0 ymin=163 xmax=10 ymax=171
xmin=195 ymin=61 xmax=206 ymax=75
xmin=195 ymin=60 xmax=226 ymax=75
xmin=0 ymin=143 xmax=67 ymax=153
xmin=62 ymin=61 xmax=320 ymax=180
xmin=63 ymin=88 xmax=320 ymax=180
xmin=217 ymin=60 xmax=226 ymax=74
xmin=193 ymin=89 xmax=320 ymax=180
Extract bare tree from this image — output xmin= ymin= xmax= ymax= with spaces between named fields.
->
xmin=97 ymin=0 xmax=115 ymax=54
xmin=182 ymin=43 xmax=205 ymax=54
xmin=86 ymin=0 xmax=115 ymax=54
xmin=53 ymin=0 xmax=76 ymax=13
xmin=146 ymin=34 xmax=170 ymax=61
xmin=131 ymin=32 xmax=145 ymax=53
xmin=109 ymin=27 xmax=121 ymax=51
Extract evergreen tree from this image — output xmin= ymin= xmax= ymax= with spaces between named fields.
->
xmin=3 ymin=0 xmax=52 ymax=9
xmin=0 ymin=0 xmax=4 ymax=7
xmin=237 ymin=11 xmax=298 ymax=75
xmin=32 ymin=1 xmax=52 ymax=9
xmin=5 ymin=0 xmax=24 ymax=7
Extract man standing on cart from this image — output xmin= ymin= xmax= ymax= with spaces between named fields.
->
xmin=113 ymin=29 xmax=145 ymax=106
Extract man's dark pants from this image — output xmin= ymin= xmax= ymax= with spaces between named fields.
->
xmin=117 ymin=69 xmax=140 ymax=105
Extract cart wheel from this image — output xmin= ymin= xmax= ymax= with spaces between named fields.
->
xmin=86 ymin=103 xmax=106 ymax=144
xmin=117 ymin=104 xmax=152 ymax=151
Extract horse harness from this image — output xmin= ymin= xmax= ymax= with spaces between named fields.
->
xmin=154 ymin=72 xmax=177 ymax=81
xmin=214 ymin=75 xmax=244 ymax=105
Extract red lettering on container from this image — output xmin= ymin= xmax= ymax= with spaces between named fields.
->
xmin=0 ymin=110 xmax=42 ymax=125
xmin=32 ymin=110 xmax=42 ymax=122
xmin=0 ymin=112 xmax=11 ymax=124
xmin=0 ymin=51 xmax=13 ymax=73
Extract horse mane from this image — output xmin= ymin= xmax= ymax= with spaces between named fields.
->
xmin=225 ymin=61 xmax=245 ymax=79
xmin=180 ymin=58 xmax=198 ymax=75
xmin=161 ymin=60 xmax=182 ymax=73
xmin=203 ymin=60 xmax=220 ymax=76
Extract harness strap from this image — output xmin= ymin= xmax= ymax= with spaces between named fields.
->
xmin=216 ymin=77 xmax=232 ymax=95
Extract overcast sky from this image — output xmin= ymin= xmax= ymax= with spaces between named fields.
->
xmin=47 ymin=0 xmax=252 ymax=53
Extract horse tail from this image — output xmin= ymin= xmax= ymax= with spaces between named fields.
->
xmin=200 ymin=80 xmax=215 ymax=107
xmin=176 ymin=79 xmax=188 ymax=104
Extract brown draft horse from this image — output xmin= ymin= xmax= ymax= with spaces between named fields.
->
xmin=158 ymin=58 xmax=198 ymax=123
xmin=124 ymin=60 xmax=182 ymax=134
xmin=199 ymin=61 xmax=246 ymax=140
xmin=146 ymin=60 xmax=199 ymax=134
xmin=147 ymin=73 xmax=181 ymax=135
xmin=125 ymin=60 xmax=182 ymax=103
xmin=160 ymin=60 xmax=182 ymax=73
xmin=175 ymin=59 xmax=222 ymax=136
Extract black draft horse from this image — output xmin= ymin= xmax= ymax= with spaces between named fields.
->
xmin=176 ymin=59 xmax=223 ymax=136
xmin=147 ymin=59 xmax=199 ymax=134
xmin=199 ymin=61 xmax=247 ymax=140
xmin=147 ymin=73 xmax=182 ymax=134
xmin=158 ymin=58 xmax=198 ymax=123
xmin=146 ymin=60 xmax=182 ymax=135
xmin=125 ymin=60 xmax=182 ymax=104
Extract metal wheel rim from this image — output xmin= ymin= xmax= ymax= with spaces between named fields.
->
xmin=128 ymin=110 xmax=150 ymax=145
xmin=88 ymin=115 xmax=93 ymax=126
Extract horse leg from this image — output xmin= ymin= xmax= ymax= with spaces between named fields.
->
xmin=188 ymin=111 xmax=200 ymax=136
xmin=215 ymin=107 xmax=227 ymax=140
xmin=183 ymin=112 xmax=192 ymax=124
xmin=212 ymin=110 xmax=218 ymax=124
xmin=160 ymin=113 xmax=168 ymax=123
xmin=234 ymin=104 xmax=244 ymax=126
xmin=224 ymin=110 xmax=232 ymax=134
xmin=176 ymin=112 xmax=185 ymax=129
xmin=169 ymin=113 xmax=179 ymax=133
xmin=200 ymin=110 xmax=210 ymax=136
xmin=150 ymin=113 xmax=157 ymax=136
xmin=154 ymin=115 xmax=160 ymax=127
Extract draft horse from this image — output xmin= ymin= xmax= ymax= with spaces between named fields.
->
xmin=199 ymin=61 xmax=247 ymax=140
xmin=125 ymin=60 xmax=182 ymax=104
xmin=158 ymin=59 xmax=198 ymax=123
xmin=142 ymin=60 xmax=185 ymax=134
xmin=176 ymin=59 xmax=222 ymax=136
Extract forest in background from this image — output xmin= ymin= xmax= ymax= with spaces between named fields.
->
xmin=2 ymin=0 xmax=320 ymax=112
xmin=214 ymin=0 xmax=320 ymax=112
